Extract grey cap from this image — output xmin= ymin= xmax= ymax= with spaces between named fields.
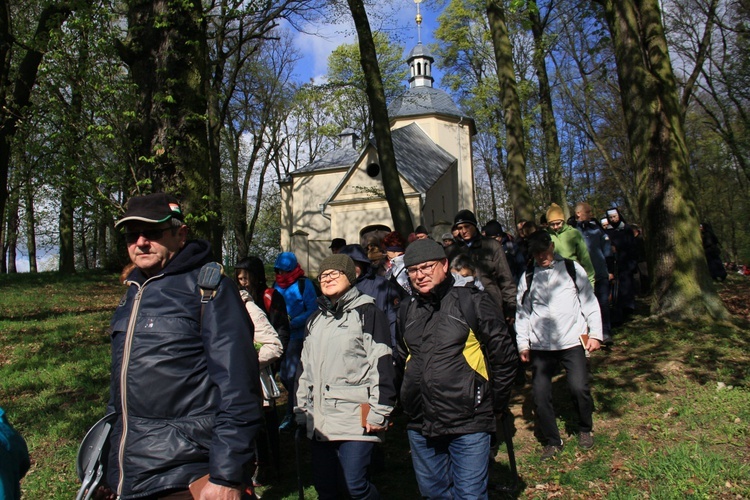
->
xmin=403 ymin=239 xmax=447 ymax=268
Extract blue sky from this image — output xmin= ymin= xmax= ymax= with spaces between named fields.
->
xmin=289 ymin=0 xmax=445 ymax=85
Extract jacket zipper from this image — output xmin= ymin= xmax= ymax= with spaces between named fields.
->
xmin=117 ymin=275 xmax=161 ymax=496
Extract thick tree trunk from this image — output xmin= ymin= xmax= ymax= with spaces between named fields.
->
xmin=486 ymin=0 xmax=534 ymax=224
xmin=529 ymin=7 xmax=567 ymax=217
xmin=346 ymin=0 xmax=413 ymax=237
xmin=119 ymin=0 xmax=213 ymax=248
xmin=596 ymin=0 xmax=727 ymax=320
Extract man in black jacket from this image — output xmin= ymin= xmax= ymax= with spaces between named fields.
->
xmin=447 ymin=210 xmax=517 ymax=324
xmin=105 ymin=193 xmax=263 ymax=500
xmin=397 ymin=239 xmax=518 ymax=499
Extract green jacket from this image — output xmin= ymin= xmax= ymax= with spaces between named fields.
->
xmin=547 ymin=224 xmax=595 ymax=286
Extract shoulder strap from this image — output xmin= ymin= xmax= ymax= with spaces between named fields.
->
xmin=297 ymin=276 xmax=306 ymax=295
xmin=198 ymin=262 xmax=224 ymax=304
xmin=455 ymin=287 xmax=479 ymax=334
xmin=197 ymin=262 xmax=224 ymax=326
xmin=521 ymin=260 xmax=535 ymax=305
xmin=263 ymin=288 xmax=274 ymax=312
xmin=563 ymin=258 xmax=578 ymax=293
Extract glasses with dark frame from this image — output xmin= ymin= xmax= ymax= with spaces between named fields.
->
xmin=406 ymin=260 xmax=440 ymax=277
xmin=318 ymin=270 xmax=343 ymax=282
xmin=123 ymin=227 xmax=172 ymax=245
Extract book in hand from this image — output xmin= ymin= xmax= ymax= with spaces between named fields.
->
xmin=360 ymin=403 xmax=369 ymax=428
xmin=580 ymin=334 xmax=590 ymax=357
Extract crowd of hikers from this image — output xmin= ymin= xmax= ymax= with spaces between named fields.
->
xmin=0 ymin=192 xmax=734 ymax=499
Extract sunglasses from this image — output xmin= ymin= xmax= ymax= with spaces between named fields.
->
xmin=124 ymin=227 xmax=172 ymax=244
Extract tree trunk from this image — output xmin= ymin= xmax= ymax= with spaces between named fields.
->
xmin=485 ymin=0 xmax=534 ymax=224
xmin=59 ymin=178 xmax=76 ymax=273
xmin=119 ymin=0 xmax=213 ymax=248
xmin=596 ymin=0 xmax=727 ymax=320
xmin=346 ymin=0 xmax=413 ymax=238
xmin=5 ymin=183 xmax=17 ymax=273
xmin=24 ymin=182 xmax=37 ymax=273
xmin=529 ymin=7 xmax=567 ymax=217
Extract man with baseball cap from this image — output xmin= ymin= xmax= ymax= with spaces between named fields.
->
xmin=104 ymin=192 xmax=263 ymax=499
xmin=396 ymin=239 xmax=518 ymax=499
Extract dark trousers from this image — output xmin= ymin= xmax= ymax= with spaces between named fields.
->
xmin=594 ymin=278 xmax=612 ymax=339
xmin=311 ymin=440 xmax=379 ymax=500
xmin=279 ymin=338 xmax=304 ymax=416
xmin=530 ymin=346 xmax=593 ymax=446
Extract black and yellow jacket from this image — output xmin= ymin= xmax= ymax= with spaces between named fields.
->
xmin=397 ymin=275 xmax=518 ymax=437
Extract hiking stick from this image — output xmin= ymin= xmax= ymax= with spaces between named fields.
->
xmin=495 ymin=409 xmax=519 ymax=493
xmin=294 ymin=425 xmax=305 ymax=499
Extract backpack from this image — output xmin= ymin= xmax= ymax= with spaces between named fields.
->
xmin=520 ymin=258 xmax=577 ymax=306
xmin=297 ymin=276 xmax=322 ymax=298
xmin=263 ymin=288 xmax=274 ymax=312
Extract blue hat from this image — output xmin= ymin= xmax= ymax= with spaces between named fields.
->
xmin=274 ymin=252 xmax=298 ymax=272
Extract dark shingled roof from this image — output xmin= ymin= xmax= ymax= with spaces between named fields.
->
xmin=293 ymin=146 xmax=361 ymax=174
xmin=292 ymin=124 xmax=456 ymax=195
xmin=377 ymin=123 xmax=456 ymax=193
xmin=407 ymin=42 xmax=434 ymax=60
xmin=388 ymin=86 xmax=466 ymax=120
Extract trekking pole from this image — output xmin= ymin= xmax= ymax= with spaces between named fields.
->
xmin=294 ymin=425 xmax=305 ymax=500
xmin=495 ymin=409 xmax=519 ymax=493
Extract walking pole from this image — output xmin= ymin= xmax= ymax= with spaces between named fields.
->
xmin=495 ymin=409 xmax=519 ymax=493
xmin=294 ymin=424 xmax=305 ymax=500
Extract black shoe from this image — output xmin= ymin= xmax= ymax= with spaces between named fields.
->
xmin=578 ymin=432 xmax=594 ymax=450
xmin=540 ymin=441 xmax=564 ymax=461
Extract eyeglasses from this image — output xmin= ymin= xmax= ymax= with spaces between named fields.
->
xmin=406 ymin=260 xmax=440 ymax=277
xmin=318 ymin=270 xmax=343 ymax=282
xmin=124 ymin=227 xmax=172 ymax=244
xmin=548 ymin=220 xmax=564 ymax=229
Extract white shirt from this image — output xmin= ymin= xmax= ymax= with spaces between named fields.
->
xmin=515 ymin=255 xmax=603 ymax=352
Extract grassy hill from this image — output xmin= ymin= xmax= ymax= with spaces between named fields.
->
xmin=1 ymin=271 xmax=748 ymax=499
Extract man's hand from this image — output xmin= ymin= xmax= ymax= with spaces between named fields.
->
xmin=585 ymin=338 xmax=601 ymax=353
xmin=199 ymin=482 xmax=241 ymax=500
xmin=519 ymin=350 xmax=530 ymax=363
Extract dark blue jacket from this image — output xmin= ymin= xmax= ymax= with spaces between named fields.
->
xmin=107 ymin=240 xmax=263 ymax=499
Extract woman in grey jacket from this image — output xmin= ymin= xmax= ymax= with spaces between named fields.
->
xmin=295 ymin=255 xmax=396 ymax=500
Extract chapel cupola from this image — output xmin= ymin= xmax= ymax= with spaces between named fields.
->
xmin=407 ymin=0 xmax=434 ymax=88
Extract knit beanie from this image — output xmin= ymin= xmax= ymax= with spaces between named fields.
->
xmin=403 ymin=239 xmax=448 ymax=268
xmin=483 ymin=219 xmax=504 ymax=237
xmin=319 ymin=254 xmax=357 ymax=285
xmin=453 ymin=209 xmax=478 ymax=228
xmin=546 ymin=203 xmax=565 ymax=223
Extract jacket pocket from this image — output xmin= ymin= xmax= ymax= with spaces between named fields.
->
xmin=322 ymin=385 xmax=369 ymax=436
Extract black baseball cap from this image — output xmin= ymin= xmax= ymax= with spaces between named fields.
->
xmin=115 ymin=193 xmax=184 ymax=230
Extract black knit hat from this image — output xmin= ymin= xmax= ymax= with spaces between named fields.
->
xmin=526 ymin=230 xmax=553 ymax=255
xmin=453 ymin=209 xmax=478 ymax=228
xmin=115 ymin=193 xmax=183 ymax=230
xmin=319 ymin=254 xmax=357 ymax=285
xmin=483 ymin=219 xmax=504 ymax=237
xmin=403 ymin=239 xmax=447 ymax=268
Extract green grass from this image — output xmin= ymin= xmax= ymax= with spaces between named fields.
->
xmin=1 ymin=271 xmax=749 ymax=498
